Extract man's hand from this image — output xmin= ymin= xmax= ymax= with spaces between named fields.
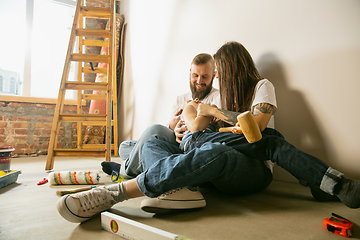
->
xmin=174 ymin=119 xmax=187 ymax=143
xmin=169 ymin=109 xmax=183 ymax=130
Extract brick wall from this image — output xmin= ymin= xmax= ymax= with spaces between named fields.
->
xmin=0 ymin=0 xmax=112 ymax=157
xmin=0 ymin=101 xmax=88 ymax=157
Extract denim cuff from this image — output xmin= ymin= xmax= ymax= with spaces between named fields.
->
xmin=120 ymin=160 xmax=132 ymax=179
xmin=135 ymin=172 xmax=155 ymax=198
xmin=320 ymin=167 xmax=344 ymax=195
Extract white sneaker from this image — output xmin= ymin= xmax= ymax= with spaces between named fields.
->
xmin=57 ymin=187 xmax=116 ymax=223
xmin=140 ymin=187 xmax=206 ymax=214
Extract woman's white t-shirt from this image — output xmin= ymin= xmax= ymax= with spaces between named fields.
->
xmin=251 ymin=79 xmax=277 ymax=172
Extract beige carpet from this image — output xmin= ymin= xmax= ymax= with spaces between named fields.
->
xmin=0 ymin=156 xmax=359 ymax=240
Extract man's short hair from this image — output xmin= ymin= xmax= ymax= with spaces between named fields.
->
xmin=191 ymin=53 xmax=215 ymax=70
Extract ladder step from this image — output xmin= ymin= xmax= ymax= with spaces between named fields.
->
xmin=82 ymin=119 xmax=116 ymax=126
xmin=80 ymin=6 xmax=111 ymax=19
xmin=59 ymin=113 xmax=107 ymax=122
xmin=53 ymin=149 xmax=106 ymax=157
xmin=76 ymin=29 xmax=110 ymax=38
xmin=71 ymin=53 xmax=109 ymax=63
xmin=65 ymin=81 xmax=107 ymax=90
xmin=82 ymin=39 xmax=109 ymax=47
xmin=82 ymin=67 xmax=107 ymax=74
xmin=82 ymin=93 xmax=107 ymax=101
xmin=81 ymin=144 xmax=117 ymax=150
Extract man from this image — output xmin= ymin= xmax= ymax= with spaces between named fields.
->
xmin=100 ymin=53 xmax=220 ymax=211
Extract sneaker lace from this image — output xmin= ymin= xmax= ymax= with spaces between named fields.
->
xmin=77 ymin=187 xmax=114 ymax=211
xmin=159 ymin=187 xmax=183 ymax=198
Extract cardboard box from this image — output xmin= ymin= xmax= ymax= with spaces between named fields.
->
xmin=101 ymin=211 xmax=190 ymax=240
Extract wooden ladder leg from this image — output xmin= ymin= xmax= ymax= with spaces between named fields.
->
xmin=45 ymin=0 xmax=82 ymax=170
xmin=105 ymin=0 xmax=116 ymax=162
xmin=45 ymin=0 xmax=118 ymax=170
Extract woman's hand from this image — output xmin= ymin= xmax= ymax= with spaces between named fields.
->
xmin=231 ymin=122 xmax=243 ymax=135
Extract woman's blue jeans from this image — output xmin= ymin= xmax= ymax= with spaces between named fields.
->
xmin=137 ymin=128 xmax=331 ymax=198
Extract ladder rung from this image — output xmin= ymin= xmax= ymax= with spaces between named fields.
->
xmin=53 ymin=149 xmax=106 ymax=157
xmin=59 ymin=113 xmax=107 ymax=122
xmin=81 ymin=144 xmax=116 ymax=150
xmin=80 ymin=6 xmax=111 ymax=18
xmin=76 ymin=29 xmax=110 ymax=38
xmin=82 ymin=120 xmax=115 ymax=126
xmin=82 ymin=93 xmax=107 ymax=100
xmin=82 ymin=67 xmax=107 ymax=74
xmin=81 ymin=144 xmax=106 ymax=149
xmin=65 ymin=81 xmax=107 ymax=90
xmin=78 ymin=119 xmax=115 ymax=126
xmin=82 ymin=121 xmax=107 ymax=126
xmin=71 ymin=53 xmax=109 ymax=63
xmin=82 ymin=39 xmax=109 ymax=47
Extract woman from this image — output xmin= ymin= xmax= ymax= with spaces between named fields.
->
xmin=57 ymin=42 xmax=359 ymax=223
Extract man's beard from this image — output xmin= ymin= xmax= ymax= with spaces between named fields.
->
xmin=190 ymin=78 xmax=213 ymax=100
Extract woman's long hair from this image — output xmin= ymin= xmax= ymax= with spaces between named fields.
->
xmin=214 ymin=42 xmax=263 ymax=113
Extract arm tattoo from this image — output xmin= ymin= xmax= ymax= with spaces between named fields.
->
xmin=253 ymin=103 xmax=273 ymax=116
xmin=218 ymin=109 xmax=239 ymax=125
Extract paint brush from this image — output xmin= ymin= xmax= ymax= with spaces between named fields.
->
xmin=56 ymin=186 xmax=95 ymax=196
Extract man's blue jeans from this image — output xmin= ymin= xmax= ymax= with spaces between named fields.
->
xmin=136 ymin=128 xmax=335 ymax=198
xmin=119 ymin=124 xmax=178 ymax=178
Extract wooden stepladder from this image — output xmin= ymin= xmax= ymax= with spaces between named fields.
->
xmin=45 ymin=0 xmax=118 ymax=170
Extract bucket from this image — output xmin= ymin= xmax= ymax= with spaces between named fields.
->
xmin=0 ymin=146 xmax=15 ymax=171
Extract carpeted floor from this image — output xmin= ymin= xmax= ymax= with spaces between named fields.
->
xmin=1 ymin=156 xmax=359 ymax=240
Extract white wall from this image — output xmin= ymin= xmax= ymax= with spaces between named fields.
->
xmin=118 ymin=0 xmax=360 ymax=181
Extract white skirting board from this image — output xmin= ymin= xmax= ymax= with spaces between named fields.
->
xmin=101 ymin=212 xmax=191 ymax=240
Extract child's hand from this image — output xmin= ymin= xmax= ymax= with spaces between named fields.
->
xmin=197 ymin=103 xmax=216 ymax=117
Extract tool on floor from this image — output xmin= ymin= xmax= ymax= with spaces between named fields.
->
xmin=0 ymin=170 xmax=21 ymax=189
xmin=37 ymin=177 xmax=48 ymax=185
xmin=110 ymin=170 xmax=123 ymax=183
xmin=48 ymin=171 xmax=100 ymax=185
xmin=56 ymin=186 xmax=96 ymax=196
xmin=45 ymin=0 xmax=123 ymax=171
xmin=323 ymin=213 xmax=353 ymax=238
xmin=101 ymin=211 xmax=191 ymax=240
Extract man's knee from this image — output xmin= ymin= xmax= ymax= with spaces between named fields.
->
xmin=141 ymin=124 xmax=175 ymax=143
xmin=143 ymin=124 xmax=171 ymax=137
xmin=119 ymin=140 xmax=137 ymax=159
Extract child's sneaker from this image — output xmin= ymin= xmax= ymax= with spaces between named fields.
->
xmin=57 ymin=187 xmax=117 ymax=223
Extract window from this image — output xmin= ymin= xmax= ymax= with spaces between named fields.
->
xmin=0 ymin=76 xmax=3 ymax=92
xmin=0 ymin=0 xmax=76 ymax=99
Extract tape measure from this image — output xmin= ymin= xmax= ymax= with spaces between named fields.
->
xmin=323 ymin=213 xmax=353 ymax=238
